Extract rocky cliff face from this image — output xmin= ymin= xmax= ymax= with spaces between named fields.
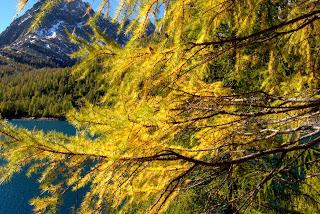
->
xmin=0 ymin=0 xmax=128 ymax=68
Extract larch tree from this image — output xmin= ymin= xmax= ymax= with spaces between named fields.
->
xmin=1 ymin=0 xmax=320 ymax=213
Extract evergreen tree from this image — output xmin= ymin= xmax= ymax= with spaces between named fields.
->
xmin=0 ymin=67 xmax=105 ymax=118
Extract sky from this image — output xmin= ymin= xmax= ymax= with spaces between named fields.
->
xmin=0 ymin=0 xmax=116 ymax=33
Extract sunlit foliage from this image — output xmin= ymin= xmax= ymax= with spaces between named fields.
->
xmin=5 ymin=0 xmax=320 ymax=213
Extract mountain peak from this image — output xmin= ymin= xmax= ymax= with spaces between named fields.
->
xmin=0 ymin=0 xmax=127 ymax=68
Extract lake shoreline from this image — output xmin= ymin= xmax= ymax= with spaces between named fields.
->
xmin=4 ymin=116 xmax=66 ymax=121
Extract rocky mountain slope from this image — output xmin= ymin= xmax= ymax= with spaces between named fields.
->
xmin=0 ymin=0 xmax=128 ymax=68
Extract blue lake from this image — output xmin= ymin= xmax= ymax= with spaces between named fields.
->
xmin=0 ymin=119 xmax=79 ymax=214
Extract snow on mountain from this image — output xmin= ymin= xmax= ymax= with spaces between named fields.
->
xmin=0 ymin=0 xmax=129 ymax=68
